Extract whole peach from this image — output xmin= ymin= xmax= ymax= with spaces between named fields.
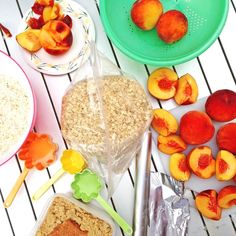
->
xmin=131 ymin=0 xmax=163 ymax=30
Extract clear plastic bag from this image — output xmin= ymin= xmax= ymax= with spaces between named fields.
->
xmin=61 ymin=43 xmax=152 ymax=195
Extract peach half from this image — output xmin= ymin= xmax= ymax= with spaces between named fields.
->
xmin=156 ymin=10 xmax=188 ymax=44
xmin=147 ymin=68 xmax=178 ymax=100
xmin=151 ymin=108 xmax=178 ymax=136
xmin=216 ymin=123 xmax=236 ymax=155
xmin=218 ymin=185 xmax=236 ymax=209
xmin=187 ymin=146 xmax=215 ymax=179
xmin=158 ymin=134 xmax=187 ymax=155
xmin=195 ymin=190 xmax=222 ymax=220
xmin=216 ymin=150 xmax=236 ymax=181
xmin=39 ymin=20 xmax=73 ymax=55
xmin=169 ymin=153 xmax=190 ymax=181
xmin=179 ymin=111 xmax=215 ymax=145
xmin=174 ymin=73 xmax=198 ymax=105
xmin=205 ymin=89 xmax=236 ymax=122
xmin=131 ymin=0 xmax=163 ymax=30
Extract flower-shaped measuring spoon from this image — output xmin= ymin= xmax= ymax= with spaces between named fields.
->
xmin=71 ymin=169 xmax=133 ymax=235
xmin=4 ymin=132 xmax=58 ymax=208
xmin=32 ymin=149 xmax=87 ymax=200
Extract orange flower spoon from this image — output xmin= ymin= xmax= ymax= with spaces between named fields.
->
xmin=4 ymin=132 xmax=58 ymax=208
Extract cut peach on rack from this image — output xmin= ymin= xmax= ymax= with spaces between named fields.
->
xmin=174 ymin=73 xmax=198 ymax=105
xmin=147 ymin=68 xmax=178 ymax=100
xmin=216 ymin=150 xmax=236 ymax=181
xmin=216 ymin=123 xmax=236 ymax=154
xmin=205 ymin=89 xmax=236 ymax=122
xmin=156 ymin=10 xmax=188 ymax=44
xmin=218 ymin=186 xmax=236 ymax=209
xmin=195 ymin=190 xmax=222 ymax=220
xmin=169 ymin=153 xmax=190 ymax=181
xmin=151 ymin=108 xmax=178 ymax=136
xmin=16 ymin=29 xmax=42 ymax=52
xmin=179 ymin=111 xmax=215 ymax=145
xmin=36 ymin=0 xmax=54 ymax=6
xmin=39 ymin=20 xmax=73 ymax=55
xmin=131 ymin=0 xmax=163 ymax=30
xmin=158 ymin=134 xmax=187 ymax=155
xmin=187 ymin=146 xmax=215 ymax=179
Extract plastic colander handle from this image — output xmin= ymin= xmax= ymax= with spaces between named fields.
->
xmin=96 ymin=194 xmax=133 ymax=235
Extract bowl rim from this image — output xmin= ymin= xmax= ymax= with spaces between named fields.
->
xmin=100 ymin=0 xmax=229 ymax=66
xmin=0 ymin=50 xmax=36 ymax=166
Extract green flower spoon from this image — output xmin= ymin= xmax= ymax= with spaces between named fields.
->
xmin=71 ymin=169 xmax=133 ymax=235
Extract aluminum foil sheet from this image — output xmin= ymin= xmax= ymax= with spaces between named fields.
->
xmin=149 ymin=172 xmax=190 ymax=236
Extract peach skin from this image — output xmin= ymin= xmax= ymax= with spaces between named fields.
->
xmin=187 ymin=146 xmax=215 ymax=179
xmin=205 ymin=89 xmax=236 ymax=122
xmin=174 ymin=73 xmax=198 ymax=105
xmin=195 ymin=190 xmax=222 ymax=220
xmin=151 ymin=108 xmax=178 ymax=136
xmin=218 ymin=185 xmax=236 ymax=209
xmin=216 ymin=123 xmax=236 ymax=154
xmin=156 ymin=10 xmax=188 ymax=44
xmin=131 ymin=0 xmax=163 ymax=30
xmin=216 ymin=150 xmax=236 ymax=181
xmin=179 ymin=111 xmax=215 ymax=145
xmin=169 ymin=153 xmax=190 ymax=181
xmin=158 ymin=134 xmax=187 ymax=155
xmin=147 ymin=68 xmax=178 ymax=100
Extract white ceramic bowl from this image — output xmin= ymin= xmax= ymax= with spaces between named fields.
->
xmin=0 ymin=50 xmax=36 ymax=166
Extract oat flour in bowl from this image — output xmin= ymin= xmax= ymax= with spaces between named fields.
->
xmin=0 ymin=74 xmax=31 ymax=158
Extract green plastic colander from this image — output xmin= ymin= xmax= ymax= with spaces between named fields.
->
xmin=100 ymin=0 xmax=229 ymax=66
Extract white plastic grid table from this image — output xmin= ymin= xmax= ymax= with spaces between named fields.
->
xmin=0 ymin=0 xmax=235 ymax=235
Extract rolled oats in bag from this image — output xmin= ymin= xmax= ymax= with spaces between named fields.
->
xmin=61 ymin=44 xmax=152 ymax=195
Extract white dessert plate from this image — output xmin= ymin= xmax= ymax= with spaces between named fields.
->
xmin=18 ymin=0 xmax=96 ymax=75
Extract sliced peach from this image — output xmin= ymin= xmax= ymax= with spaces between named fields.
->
xmin=174 ymin=73 xmax=198 ymax=105
xmin=43 ymin=6 xmax=53 ymax=23
xmin=169 ymin=153 xmax=190 ymax=181
xmin=156 ymin=10 xmax=188 ymax=44
xmin=50 ymin=3 xmax=62 ymax=20
xmin=216 ymin=123 xmax=236 ymax=154
xmin=218 ymin=186 xmax=236 ymax=209
xmin=61 ymin=15 xmax=73 ymax=28
xmin=32 ymin=2 xmax=45 ymax=15
xmin=205 ymin=89 xmax=236 ymax=122
xmin=216 ymin=150 xmax=236 ymax=181
xmin=151 ymin=108 xmax=178 ymax=136
xmin=39 ymin=20 xmax=73 ymax=55
xmin=131 ymin=0 xmax=163 ymax=30
xmin=195 ymin=190 xmax=222 ymax=220
xmin=180 ymin=111 xmax=215 ymax=145
xmin=16 ymin=29 xmax=42 ymax=52
xmin=158 ymin=134 xmax=187 ymax=155
xmin=187 ymin=146 xmax=215 ymax=179
xmin=36 ymin=0 xmax=54 ymax=6
xmin=27 ymin=16 xmax=44 ymax=29
xmin=147 ymin=68 xmax=178 ymax=100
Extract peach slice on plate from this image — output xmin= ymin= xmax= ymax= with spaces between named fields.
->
xmin=151 ymin=108 xmax=178 ymax=136
xmin=187 ymin=146 xmax=215 ymax=179
xmin=42 ymin=3 xmax=61 ymax=23
xmin=36 ymin=0 xmax=54 ymax=7
xmin=131 ymin=0 xmax=163 ymax=30
xmin=16 ymin=29 xmax=42 ymax=52
xmin=169 ymin=153 xmax=190 ymax=181
xmin=147 ymin=68 xmax=178 ymax=100
xmin=205 ymin=89 xmax=236 ymax=122
xmin=174 ymin=73 xmax=198 ymax=105
xmin=158 ymin=134 xmax=187 ymax=155
xmin=216 ymin=150 xmax=236 ymax=181
xmin=218 ymin=185 xmax=236 ymax=209
xmin=216 ymin=123 xmax=236 ymax=154
xmin=156 ymin=10 xmax=188 ymax=44
xmin=39 ymin=20 xmax=73 ymax=55
xmin=180 ymin=110 xmax=215 ymax=145
xmin=195 ymin=190 xmax=222 ymax=220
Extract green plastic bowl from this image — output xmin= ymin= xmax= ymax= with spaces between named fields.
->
xmin=100 ymin=0 xmax=229 ymax=66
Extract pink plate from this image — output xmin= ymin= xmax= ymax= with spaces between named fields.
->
xmin=0 ymin=50 xmax=36 ymax=166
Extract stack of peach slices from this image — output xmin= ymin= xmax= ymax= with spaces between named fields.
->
xmin=16 ymin=0 xmax=73 ymax=55
xmin=131 ymin=0 xmax=188 ymax=44
xmin=148 ymin=68 xmax=236 ymax=220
